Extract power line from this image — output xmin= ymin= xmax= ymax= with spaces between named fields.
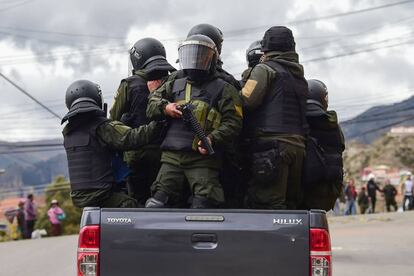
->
xmin=341 ymin=104 xmax=414 ymax=124
xmin=289 ymin=0 xmax=414 ymax=25
xmin=0 ymin=0 xmax=35 ymax=13
xmin=0 ymin=72 xmax=62 ymax=120
xmin=0 ymin=26 xmax=125 ymax=40
xmin=224 ymin=0 xmax=414 ymax=37
xmin=347 ymin=114 xmax=414 ymax=139
xmin=302 ymin=39 xmax=414 ymax=63
xmin=0 ymin=0 xmax=410 ymax=47
xmin=0 ymin=143 xmax=62 ymax=148
xmin=0 ymin=147 xmax=63 ymax=154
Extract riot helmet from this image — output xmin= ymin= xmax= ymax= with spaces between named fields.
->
xmin=187 ymin=23 xmax=223 ymax=55
xmin=179 ymin=34 xmax=217 ymax=71
xmin=246 ymin=40 xmax=263 ymax=68
xmin=62 ymin=80 xmax=104 ymax=124
xmin=307 ymin=79 xmax=329 ymax=111
xmin=261 ymin=26 xmax=296 ymax=53
xmin=129 ymin=38 xmax=175 ymax=75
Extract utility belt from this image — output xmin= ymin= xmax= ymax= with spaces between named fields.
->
xmin=249 ymin=139 xmax=281 ymax=184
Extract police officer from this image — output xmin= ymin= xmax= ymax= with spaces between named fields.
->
xmin=240 ymin=40 xmax=262 ymax=86
xmin=241 ymin=26 xmax=308 ymax=210
xmin=187 ymin=23 xmax=241 ymax=90
xmin=301 ymin=79 xmax=345 ymax=211
xmin=146 ymin=34 xmax=243 ymax=208
xmin=62 ymin=80 xmax=162 ymax=208
xmin=110 ymin=38 xmax=175 ymax=206
xmin=187 ymin=23 xmax=244 ymax=207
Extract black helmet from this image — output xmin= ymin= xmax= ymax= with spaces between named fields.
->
xmin=178 ymin=34 xmax=218 ymax=72
xmin=246 ymin=40 xmax=263 ymax=67
xmin=187 ymin=24 xmax=223 ymax=55
xmin=62 ymin=80 xmax=104 ymax=124
xmin=307 ymin=79 xmax=328 ymax=112
xmin=261 ymin=26 xmax=295 ymax=52
xmin=129 ymin=37 xmax=175 ymax=74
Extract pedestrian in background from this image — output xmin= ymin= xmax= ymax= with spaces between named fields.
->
xmin=16 ymin=200 xmax=25 ymax=239
xmin=367 ymin=174 xmax=382 ymax=213
xmin=402 ymin=173 xmax=413 ymax=211
xmin=382 ymin=179 xmax=398 ymax=212
xmin=24 ymin=194 xmax=37 ymax=239
xmin=47 ymin=199 xmax=65 ymax=236
xmin=357 ymin=187 xmax=369 ymax=214
xmin=344 ymin=179 xmax=357 ymax=215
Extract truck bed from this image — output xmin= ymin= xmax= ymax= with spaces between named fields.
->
xmin=80 ymin=208 xmax=328 ymax=276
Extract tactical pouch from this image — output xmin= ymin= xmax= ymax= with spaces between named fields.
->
xmin=190 ymin=100 xmax=209 ymax=151
xmin=206 ymin=108 xmax=221 ymax=131
xmin=251 ymin=140 xmax=280 ymax=185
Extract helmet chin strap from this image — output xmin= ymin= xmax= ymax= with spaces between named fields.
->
xmin=103 ymin=103 xmax=108 ymax=117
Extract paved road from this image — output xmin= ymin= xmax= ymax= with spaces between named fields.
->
xmin=0 ymin=211 xmax=413 ymax=276
xmin=330 ymin=211 xmax=414 ymax=276
xmin=0 ymin=234 xmax=77 ymax=276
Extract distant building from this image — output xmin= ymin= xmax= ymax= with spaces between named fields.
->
xmin=389 ymin=127 xmax=414 ymax=136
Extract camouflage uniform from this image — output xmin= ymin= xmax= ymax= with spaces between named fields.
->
xmin=242 ymin=51 xmax=307 ymax=210
xmin=147 ymin=73 xmax=243 ymax=207
xmin=110 ymin=70 xmax=161 ymax=206
xmin=64 ymin=118 xmax=161 ymax=208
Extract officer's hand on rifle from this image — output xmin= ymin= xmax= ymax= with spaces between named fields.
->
xmin=198 ymin=137 xmax=212 ymax=155
xmin=164 ymin=103 xmax=183 ymax=118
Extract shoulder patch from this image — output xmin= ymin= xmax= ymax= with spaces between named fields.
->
xmin=242 ymin=79 xmax=258 ymax=98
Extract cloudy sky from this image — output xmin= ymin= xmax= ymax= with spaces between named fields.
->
xmin=0 ymin=0 xmax=413 ymax=141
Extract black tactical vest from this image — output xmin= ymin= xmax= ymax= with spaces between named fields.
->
xmin=64 ymin=116 xmax=116 ymax=191
xmin=245 ymin=60 xmax=308 ymax=136
xmin=120 ymin=75 xmax=149 ymax=128
xmin=161 ymin=77 xmax=226 ymax=151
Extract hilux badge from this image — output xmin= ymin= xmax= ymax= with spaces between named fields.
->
xmin=273 ymin=218 xmax=303 ymax=225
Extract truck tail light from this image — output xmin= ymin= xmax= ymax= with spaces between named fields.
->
xmin=310 ymin=228 xmax=331 ymax=276
xmin=78 ymin=225 xmax=100 ymax=276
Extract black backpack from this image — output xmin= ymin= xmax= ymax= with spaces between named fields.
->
xmin=302 ymin=136 xmax=344 ymax=211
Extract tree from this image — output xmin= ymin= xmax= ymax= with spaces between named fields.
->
xmin=35 ymin=176 xmax=82 ymax=235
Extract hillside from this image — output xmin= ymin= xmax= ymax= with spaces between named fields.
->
xmin=0 ymin=139 xmax=64 ymax=167
xmin=341 ymin=96 xmax=414 ymax=144
xmin=0 ymin=139 xmax=67 ymax=191
xmin=344 ymin=134 xmax=414 ymax=180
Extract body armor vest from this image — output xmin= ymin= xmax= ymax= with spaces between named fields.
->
xmin=161 ymin=77 xmax=226 ymax=151
xmin=120 ymin=75 xmax=149 ymax=128
xmin=245 ymin=60 xmax=308 ymax=136
xmin=64 ymin=116 xmax=116 ymax=191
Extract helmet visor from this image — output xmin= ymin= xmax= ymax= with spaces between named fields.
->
xmin=178 ymin=41 xmax=215 ymax=71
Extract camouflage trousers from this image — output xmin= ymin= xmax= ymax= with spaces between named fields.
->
xmin=246 ymin=141 xmax=305 ymax=210
xmin=151 ymin=162 xmax=225 ymax=206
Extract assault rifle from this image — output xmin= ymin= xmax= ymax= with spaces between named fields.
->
xmin=178 ymin=103 xmax=215 ymax=155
